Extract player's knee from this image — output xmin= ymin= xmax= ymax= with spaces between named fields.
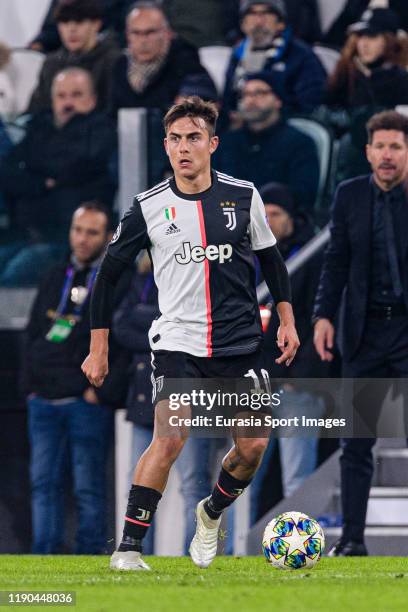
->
xmin=153 ymin=436 xmax=185 ymax=465
xmin=237 ymin=438 xmax=269 ymax=468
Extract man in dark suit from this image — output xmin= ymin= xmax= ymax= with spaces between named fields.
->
xmin=313 ymin=110 xmax=408 ymax=556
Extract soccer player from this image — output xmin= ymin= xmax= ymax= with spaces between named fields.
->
xmin=82 ymin=96 xmax=299 ymax=570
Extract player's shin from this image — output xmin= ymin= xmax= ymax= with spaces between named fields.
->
xmin=118 ymin=485 xmax=162 ymax=552
xmin=204 ymin=467 xmax=252 ymax=519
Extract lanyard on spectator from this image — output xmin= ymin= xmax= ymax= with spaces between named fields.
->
xmin=55 ymin=266 xmax=98 ymax=317
xmin=46 ymin=266 xmax=98 ymax=343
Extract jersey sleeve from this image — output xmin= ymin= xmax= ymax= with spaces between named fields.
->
xmin=249 ymin=187 xmax=277 ymax=251
xmin=107 ymin=197 xmax=150 ymax=263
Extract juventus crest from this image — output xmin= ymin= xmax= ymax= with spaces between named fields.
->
xmin=221 ymin=201 xmax=237 ymax=231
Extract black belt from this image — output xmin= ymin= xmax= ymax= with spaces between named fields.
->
xmin=368 ymin=304 xmax=407 ymax=320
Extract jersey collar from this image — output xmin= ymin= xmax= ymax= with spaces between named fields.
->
xmin=169 ymin=169 xmax=218 ymax=201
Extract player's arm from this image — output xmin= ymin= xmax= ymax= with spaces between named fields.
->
xmin=249 ymin=187 xmax=299 ymax=366
xmin=82 ymin=198 xmax=150 ymax=387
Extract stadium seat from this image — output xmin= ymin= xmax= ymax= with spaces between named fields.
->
xmin=198 ymin=46 xmax=232 ymax=95
xmin=5 ymin=49 xmax=45 ymax=116
xmin=316 ymin=0 xmax=347 ymax=35
xmin=313 ymin=45 xmax=340 ymax=76
xmin=288 ymin=117 xmax=332 ymax=214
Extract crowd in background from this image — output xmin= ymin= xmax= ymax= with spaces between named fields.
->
xmin=2 ymin=0 xmax=408 ymax=554
xmin=1 ymin=0 xmax=408 ymax=283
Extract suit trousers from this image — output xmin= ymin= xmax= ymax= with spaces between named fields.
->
xmin=341 ymin=316 xmax=408 ymax=542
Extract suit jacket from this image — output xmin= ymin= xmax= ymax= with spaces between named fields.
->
xmin=313 ymin=174 xmax=408 ymax=361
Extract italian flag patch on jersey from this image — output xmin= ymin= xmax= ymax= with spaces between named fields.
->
xmin=164 ymin=207 xmax=176 ymax=221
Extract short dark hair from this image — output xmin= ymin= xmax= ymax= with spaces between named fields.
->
xmin=367 ymin=110 xmax=408 ymax=144
xmin=54 ymin=0 xmax=103 ymax=23
xmin=163 ymin=96 xmax=219 ymax=137
xmin=74 ymin=201 xmax=113 ymax=231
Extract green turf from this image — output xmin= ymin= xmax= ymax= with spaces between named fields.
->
xmin=0 ymin=556 xmax=407 ymax=612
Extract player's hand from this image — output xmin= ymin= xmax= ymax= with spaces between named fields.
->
xmin=275 ymin=322 xmax=300 ymax=366
xmin=313 ymin=318 xmax=335 ymax=362
xmin=81 ymin=353 xmax=108 ymax=387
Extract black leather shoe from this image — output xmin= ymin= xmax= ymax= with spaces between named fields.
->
xmin=327 ymin=539 xmax=368 ymax=557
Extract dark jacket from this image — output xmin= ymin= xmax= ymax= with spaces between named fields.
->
xmin=24 ymin=259 xmax=132 ymax=405
xmin=112 ymin=269 xmax=159 ymax=426
xmin=0 ymin=110 xmax=116 ymax=241
xmin=262 ymin=213 xmax=327 ymax=378
xmin=215 ymin=121 xmax=319 ymax=212
xmin=326 ymin=62 xmax=408 ymax=108
xmin=28 ymin=33 xmax=120 ymax=113
xmin=223 ymin=29 xmax=326 ymax=115
xmin=313 ymin=175 xmax=408 ymax=361
xmin=110 ymin=37 xmax=216 ymax=116
xmin=284 ymin=0 xmax=322 ymax=44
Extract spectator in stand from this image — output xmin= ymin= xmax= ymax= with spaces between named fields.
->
xmin=110 ymin=0 xmax=217 ymax=116
xmin=112 ymin=252 xmax=216 ymax=555
xmin=250 ymin=182 xmax=326 ymax=523
xmin=323 ymin=1 xmax=408 ymax=48
xmin=29 ymin=0 xmax=135 ymax=53
xmin=215 ymin=73 xmax=319 ymax=212
xmin=223 ymin=0 xmax=322 ymax=48
xmin=24 ymin=202 xmax=131 ymax=554
xmin=28 ymin=0 xmax=120 ymax=113
xmin=327 ymin=8 xmax=408 ymax=108
xmin=222 ymin=0 xmax=326 ymax=118
xmin=0 ymin=67 xmax=116 ymax=286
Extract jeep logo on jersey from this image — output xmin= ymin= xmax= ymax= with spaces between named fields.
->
xmin=175 ymin=242 xmax=233 ymax=264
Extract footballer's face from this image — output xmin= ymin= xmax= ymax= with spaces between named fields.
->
xmin=164 ymin=117 xmax=219 ymax=181
xmin=366 ymin=129 xmax=408 ymax=191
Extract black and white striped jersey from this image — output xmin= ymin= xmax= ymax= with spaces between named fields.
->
xmin=108 ymin=169 xmax=276 ymax=357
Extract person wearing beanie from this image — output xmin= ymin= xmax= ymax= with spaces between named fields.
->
xmin=216 ymin=72 xmax=320 ymax=212
xmin=222 ymin=0 xmax=326 ymax=120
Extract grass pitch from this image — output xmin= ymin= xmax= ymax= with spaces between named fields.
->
xmin=0 ymin=556 xmax=407 ymax=612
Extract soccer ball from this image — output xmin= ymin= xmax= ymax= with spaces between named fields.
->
xmin=262 ymin=511 xmax=325 ymax=570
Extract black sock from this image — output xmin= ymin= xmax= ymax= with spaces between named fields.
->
xmin=204 ymin=468 xmax=251 ymax=519
xmin=118 ymin=485 xmax=162 ymax=553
